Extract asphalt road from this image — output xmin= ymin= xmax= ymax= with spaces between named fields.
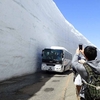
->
xmin=0 ymin=70 xmax=73 ymax=100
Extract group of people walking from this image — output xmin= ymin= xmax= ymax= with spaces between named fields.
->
xmin=71 ymin=45 xmax=100 ymax=100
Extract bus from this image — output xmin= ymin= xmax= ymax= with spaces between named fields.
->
xmin=41 ymin=46 xmax=72 ymax=72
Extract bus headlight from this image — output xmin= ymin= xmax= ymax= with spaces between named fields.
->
xmin=42 ymin=63 xmax=46 ymax=67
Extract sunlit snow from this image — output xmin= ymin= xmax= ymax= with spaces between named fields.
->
xmin=0 ymin=0 xmax=99 ymax=81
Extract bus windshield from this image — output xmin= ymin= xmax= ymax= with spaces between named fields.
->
xmin=42 ymin=49 xmax=63 ymax=62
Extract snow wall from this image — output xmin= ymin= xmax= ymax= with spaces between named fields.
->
xmin=0 ymin=0 xmax=100 ymax=81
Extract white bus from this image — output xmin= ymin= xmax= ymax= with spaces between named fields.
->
xmin=41 ymin=46 xmax=72 ymax=72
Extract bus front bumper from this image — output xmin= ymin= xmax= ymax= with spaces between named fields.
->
xmin=41 ymin=63 xmax=63 ymax=72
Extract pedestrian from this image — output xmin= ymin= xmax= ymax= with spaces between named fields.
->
xmin=71 ymin=45 xmax=100 ymax=100
xmin=74 ymin=73 xmax=82 ymax=100
xmin=72 ymin=55 xmax=85 ymax=100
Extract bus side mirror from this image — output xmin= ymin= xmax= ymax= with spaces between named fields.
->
xmin=41 ymin=50 xmax=44 ymax=56
xmin=61 ymin=53 xmax=64 ymax=58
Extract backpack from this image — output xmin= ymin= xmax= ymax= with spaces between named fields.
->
xmin=83 ymin=63 xmax=100 ymax=100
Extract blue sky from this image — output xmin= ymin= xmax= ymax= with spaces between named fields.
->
xmin=53 ymin=0 xmax=100 ymax=49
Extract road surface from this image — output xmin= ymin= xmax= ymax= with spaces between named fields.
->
xmin=0 ymin=70 xmax=77 ymax=100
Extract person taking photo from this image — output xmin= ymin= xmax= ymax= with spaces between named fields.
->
xmin=71 ymin=45 xmax=100 ymax=100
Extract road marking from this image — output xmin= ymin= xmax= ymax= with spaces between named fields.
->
xmin=62 ymin=73 xmax=71 ymax=100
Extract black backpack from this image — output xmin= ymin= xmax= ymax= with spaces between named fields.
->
xmin=83 ymin=63 xmax=100 ymax=100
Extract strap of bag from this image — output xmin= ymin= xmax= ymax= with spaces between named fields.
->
xmin=82 ymin=79 xmax=100 ymax=90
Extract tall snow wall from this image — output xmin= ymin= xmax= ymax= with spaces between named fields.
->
xmin=0 ymin=0 xmax=99 ymax=81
